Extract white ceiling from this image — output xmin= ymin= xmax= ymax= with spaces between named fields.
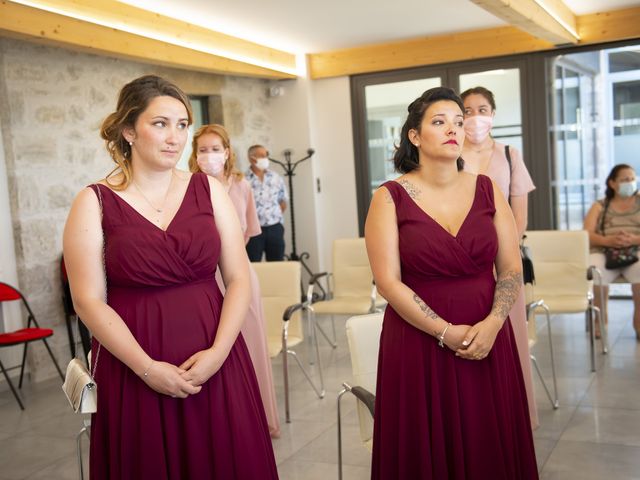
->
xmin=119 ymin=0 xmax=639 ymax=54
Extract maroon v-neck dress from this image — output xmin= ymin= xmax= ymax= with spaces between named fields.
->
xmin=371 ymin=175 xmax=538 ymax=479
xmin=88 ymin=173 xmax=278 ymax=479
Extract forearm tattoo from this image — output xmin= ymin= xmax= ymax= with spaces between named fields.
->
xmin=413 ymin=293 xmax=440 ymax=334
xmin=398 ymin=179 xmax=421 ymax=199
xmin=491 ymin=270 xmax=523 ymax=320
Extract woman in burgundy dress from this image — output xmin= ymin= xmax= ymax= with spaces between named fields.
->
xmin=189 ymin=123 xmax=281 ymax=437
xmin=365 ymin=87 xmax=537 ymax=479
xmin=63 ymin=75 xmax=278 ymax=479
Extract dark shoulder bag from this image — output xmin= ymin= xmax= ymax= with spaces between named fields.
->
xmin=505 ymin=146 xmax=535 ymax=284
xmin=599 ymin=200 xmax=639 ymax=269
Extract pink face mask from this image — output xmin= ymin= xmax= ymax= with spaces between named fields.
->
xmin=464 ymin=115 xmax=493 ymax=144
xmin=197 ymin=152 xmax=226 ymax=176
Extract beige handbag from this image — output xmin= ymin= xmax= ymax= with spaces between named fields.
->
xmin=62 ymin=183 xmax=105 ymax=414
xmin=62 ymin=354 xmax=98 ymax=413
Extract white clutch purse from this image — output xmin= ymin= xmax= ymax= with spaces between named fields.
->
xmin=62 ymin=357 xmax=97 ymax=414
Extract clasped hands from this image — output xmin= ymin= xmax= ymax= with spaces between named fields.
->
xmin=140 ymin=348 xmax=223 ymax=399
xmin=608 ymin=230 xmax=638 ymax=248
xmin=442 ymin=318 xmax=502 ymax=361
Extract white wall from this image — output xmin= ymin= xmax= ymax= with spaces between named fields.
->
xmin=308 ymin=76 xmax=359 ymax=272
xmin=267 ymin=73 xmax=359 ymax=276
xmin=267 ymin=71 xmax=321 ymax=279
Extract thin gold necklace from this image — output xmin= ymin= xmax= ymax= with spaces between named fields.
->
xmin=133 ymin=172 xmax=173 ymax=213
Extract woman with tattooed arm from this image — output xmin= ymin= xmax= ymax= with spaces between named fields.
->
xmin=365 ymin=87 xmax=538 ymax=479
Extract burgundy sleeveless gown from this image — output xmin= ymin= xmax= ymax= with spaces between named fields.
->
xmin=88 ymin=173 xmax=278 ymax=479
xmin=372 ymin=175 xmax=538 ymax=479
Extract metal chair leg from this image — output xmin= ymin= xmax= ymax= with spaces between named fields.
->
xmin=282 ymin=326 xmax=291 ymax=423
xmin=531 ymin=355 xmax=558 ymax=409
xmin=77 ymin=420 xmax=91 ymax=480
xmin=42 ymin=338 xmax=65 ymax=380
xmin=540 ymin=302 xmax=559 ymax=409
xmin=337 ymin=385 xmax=350 ymax=480
xmin=0 ymin=359 xmax=24 ymax=410
xmin=587 ymin=306 xmax=596 ymax=372
xmin=18 ymin=343 xmax=29 ymax=388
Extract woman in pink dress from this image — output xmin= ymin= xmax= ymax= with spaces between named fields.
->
xmin=461 ymin=86 xmax=538 ymax=429
xmin=189 ymin=124 xmax=280 ymax=437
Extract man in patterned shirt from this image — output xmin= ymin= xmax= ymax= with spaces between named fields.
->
xmin=245 ymin=144 xmax=289 ymax=261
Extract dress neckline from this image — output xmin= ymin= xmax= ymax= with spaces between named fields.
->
xmin=97 ymin=174 xmax=196 ymax=233
xmin=392 ymin=175 xmax=481 ymax=239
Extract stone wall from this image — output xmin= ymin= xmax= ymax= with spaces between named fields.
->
xmin=0 ymin=38 xmax=272 ymax=381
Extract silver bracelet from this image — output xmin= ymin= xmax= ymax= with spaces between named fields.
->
xmin=437 ymin=322 xmax=452 ymax=348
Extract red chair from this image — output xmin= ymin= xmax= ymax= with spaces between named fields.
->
xmin=0 ymin=281 xmax=64 ymax=410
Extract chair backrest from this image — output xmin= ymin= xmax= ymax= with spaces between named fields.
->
xmin=252 ymin=261 xmax=303 ymax=356
xmin=345 ymin=312 xmax=383 ymax=446
xmin=332 ymin=238 xmax=373 ymax=298
xmin=525 ymin=230 xmax=591 ymax=311
xmin=0 ymin=282 xmax=21 ymax=302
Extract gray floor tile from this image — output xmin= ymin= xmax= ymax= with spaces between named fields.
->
xmin=540 ymin=440 xmax=640 ymax=480
xmin=560 ymin=406 xmax=640 ymax=447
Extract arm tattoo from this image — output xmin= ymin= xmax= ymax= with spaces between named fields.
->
xmin=413 ymin=293 xmax=441 ymax=335
xmin=383 ymin=189 xmax=394 ymax=204
xmin=398 ymin=179 xmax=421 ymax=199
xmin=491 ymin=270 xmax=523 ymax=320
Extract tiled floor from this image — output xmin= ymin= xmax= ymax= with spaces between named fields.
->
xmin=0 ymin=299 xmax=639 ymax=479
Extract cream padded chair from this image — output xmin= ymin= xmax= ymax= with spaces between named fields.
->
xmin=525 ymin=230 xmax=607 ymax=372
xmin=252 ymin=261 xmax=325 ymax=423
xmin=337 ymin=312 xmax=383 ymax=480
xmin=308 ymin=238 xmax=383 ymax=347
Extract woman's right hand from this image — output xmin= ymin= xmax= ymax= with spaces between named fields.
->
xmin=443 ymin=324 xmax=472 ymax=351
xmin=140 ymin=360 xmax=202 ymax=398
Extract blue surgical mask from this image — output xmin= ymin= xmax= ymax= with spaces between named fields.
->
xmin=618 ymin=181 xmax=637 ymax=198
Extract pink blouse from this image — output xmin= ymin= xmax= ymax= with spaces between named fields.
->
xmin=464 ymin=141 xmax=535 ymax=201
xmin=227 ymin=176 xmax=261 ymax=243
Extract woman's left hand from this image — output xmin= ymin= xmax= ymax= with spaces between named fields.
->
xmin=455 ymin=318 xmax=503 ymax=360
xmin=179 ymin=348 xmax=225 ymax=386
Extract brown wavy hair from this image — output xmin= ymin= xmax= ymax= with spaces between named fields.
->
xmin=188 ymin=124 xmax=243 ymax=180
xmin=100 ymin=75 xmax=193 ymax=190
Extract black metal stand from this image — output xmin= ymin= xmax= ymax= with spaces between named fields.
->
xmin=270 ymin=148 xmax=326 ymax=299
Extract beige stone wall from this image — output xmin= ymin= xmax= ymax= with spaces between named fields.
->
xmin=0 ymin=38 xmax=271 ymax=381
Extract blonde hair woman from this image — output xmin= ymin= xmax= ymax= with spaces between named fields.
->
xmin=190 ymin=124 xmax=280 ymax=437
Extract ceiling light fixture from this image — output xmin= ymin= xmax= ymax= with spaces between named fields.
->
xmin=11 ymin=0 xmax=299 ymax=76
xmin=532 ymin=0 xmax=580 ymax=41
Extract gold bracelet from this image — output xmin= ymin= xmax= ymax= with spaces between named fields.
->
xmin=437 ymin=323 xmax=452 ymax=348
xmin=143 ymin=360 xmax=154 ymax=378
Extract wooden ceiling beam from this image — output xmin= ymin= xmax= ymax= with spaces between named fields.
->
xmin=0 ymin=0 xmax=296 ymax=79
xmin=470 ymin=0 xmax=578 ymax=45
xmin=308 ymin=6 xmax=640 ymax=79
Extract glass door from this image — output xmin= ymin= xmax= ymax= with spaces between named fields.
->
xmin=364 ymin=77 xmax=442 ymax=195
xmin=549 ymin=55 xmax=599 ymax=230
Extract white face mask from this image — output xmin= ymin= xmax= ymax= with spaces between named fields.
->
xmin=197 ymin=152 xmax=226 ymax=176
xmin=618 ymin=180 xmax=637 ymax=198
xmin=255 ymin=157 xmax=270 ymax=171
xmin=464 ymin=115 xmax=493 ymax=144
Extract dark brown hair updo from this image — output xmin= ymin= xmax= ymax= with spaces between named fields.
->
xmin=605 ymin=163 xmax=635 ymax=200
xmin=393 ymin=86 xmax=465 ymax=174
xmin=460 ymin=86 xmax=497 ymax=112
xmin=100 ymin=75 xmax=193 ymax=190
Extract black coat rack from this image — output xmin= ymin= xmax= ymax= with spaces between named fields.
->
xmin=270 ymin=148 xmax=326 ymax=298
